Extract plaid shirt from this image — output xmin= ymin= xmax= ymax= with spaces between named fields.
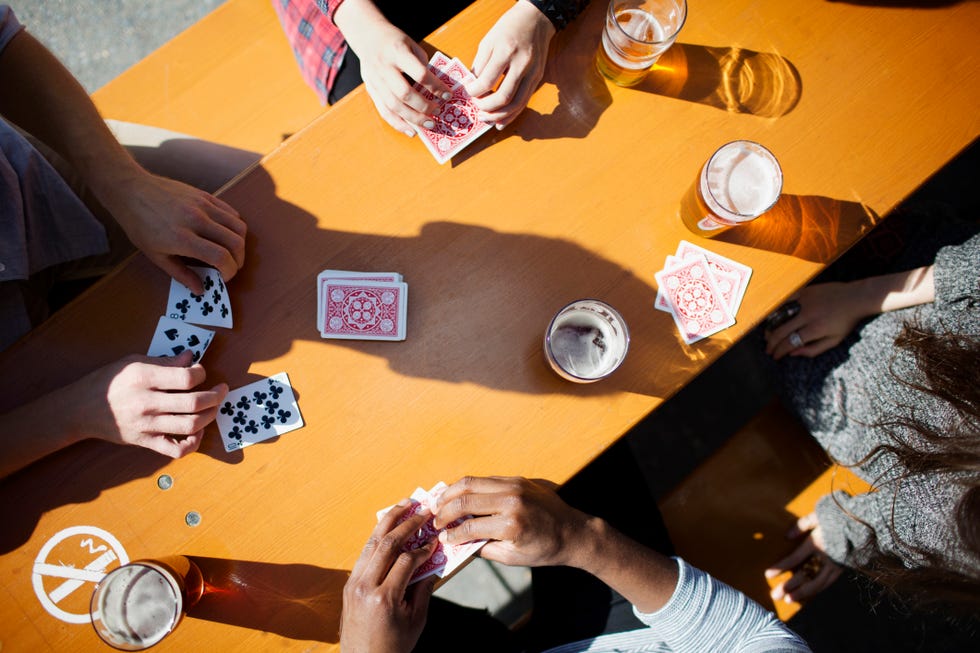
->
xmin=273 ymin=0 xmax=346 ymax=105
xmin=273 ymin=0 xmax=591 ymax=105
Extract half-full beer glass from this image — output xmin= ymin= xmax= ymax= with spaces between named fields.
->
xmin=596 ymin=0 xmax=687 ymax=87
xmin=90 ymin=557 xmax=204 ymax=650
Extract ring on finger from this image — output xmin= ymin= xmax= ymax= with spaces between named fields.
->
xmin=800 ymin=554 xmax=824 ymax=579
xmin=788 ymin=331 xmax=804 ymax=349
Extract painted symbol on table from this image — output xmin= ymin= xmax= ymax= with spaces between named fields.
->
xmin=32 ymin=525 xmax=129 ymax=624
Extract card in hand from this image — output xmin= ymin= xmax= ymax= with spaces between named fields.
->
xmin=166 ymin=266 xmax=233 ymax=328
xmin=428 ymin=51 xmax=476 ymax=88
xmin=146 ymin=316 xmax=215 ymax=363
xmin=376 ymin=482 xmax=487 ymax=584
xmin=321 ymin=279 xmax=408 ymax=341
xmin=216 ymin=372 xmax=304 ymax=452
xmin=655 ymin=254 xmax=736 ymax=344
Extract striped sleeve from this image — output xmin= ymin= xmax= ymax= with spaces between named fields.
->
xmin=633 ymin=558 xmax=811 ymax=653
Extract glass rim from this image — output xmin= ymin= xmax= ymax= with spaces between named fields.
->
xmin=545 ymin=298 xmax=630 ymax=381
xmin=90 ymin=561 xmax=183 ymax=651
xmin=607 ymin=0 xmax=688 ymax=46
xmin=703 ymin=139 xmax=783 ymax=220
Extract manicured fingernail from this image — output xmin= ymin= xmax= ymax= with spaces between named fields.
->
xmin=403 ymin=129 xmax=415 ymax=137
xmin=764 ymin=569 xmax=778 ymax=579
xmin=423 ymin=120 xmax=435 ymax=129
xmin=441 ymin=91 xmax=452 ymax=100
xmin=783 ymin=595 xmax=793 ymax=604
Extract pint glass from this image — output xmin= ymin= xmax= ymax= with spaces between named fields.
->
xmin=596 ymin=0 xmax=687 ymax=87
xmin=90 ymin=557 xmax=204 ymax=650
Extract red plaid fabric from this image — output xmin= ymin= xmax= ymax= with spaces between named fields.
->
xmin=273 ymin=0 xmax=346 ymax=105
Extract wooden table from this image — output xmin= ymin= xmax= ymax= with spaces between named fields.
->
xmin=2 ymin=0 xmax=978 ymax=649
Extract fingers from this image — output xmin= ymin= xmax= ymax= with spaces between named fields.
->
xmin=467 ymin=49 xmax=509 ymax=100
xmin=765 ymin=536 xmax=817 ymax=579
xmin=137 ymin=430 xmax=203 ymax=458
xmin=787 ymin=512 xmax=819 ymax=538
xmin=358 ymin=505 xmax=434 ymax=587
xmin=432 ymin=476 xmax=519 ymax=525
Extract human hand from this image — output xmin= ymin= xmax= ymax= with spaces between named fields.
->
xmin=432 ymin=476 xmax=591 ymax=568
xmin=339 ymin=10 xmax=452 ymax=135
xmin=101 ymin=170 xmax=247 ymax=295
xmin=765 ymin=513 xmax=842 ymax=603
xmin=764 ymin=281 xmax=866 ymax=360
xmin=465 ymin=0 xmax=556 ymax=129
xmin=71 ymin=350 xmax=228 ymax=457
xmin=341 ymin=501 xmax=438 ymax=653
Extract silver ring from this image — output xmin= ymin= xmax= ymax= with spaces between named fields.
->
xmin=788 ymin=331 xmax=804 ymax=348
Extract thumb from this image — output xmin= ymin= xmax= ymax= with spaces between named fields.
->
xmin=155 ymin=349 xmax=196 ymax=368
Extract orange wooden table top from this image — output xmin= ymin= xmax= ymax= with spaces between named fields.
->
xmin=2 ymin=0 xmax=979 ymax=650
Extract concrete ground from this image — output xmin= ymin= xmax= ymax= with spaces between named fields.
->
xmin=20 ymin=2 xmax=980 ymax=650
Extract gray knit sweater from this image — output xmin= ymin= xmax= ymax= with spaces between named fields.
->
xmin=776 ymin=231 xmax=979 ymax=575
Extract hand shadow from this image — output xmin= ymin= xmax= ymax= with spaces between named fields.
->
xmin=187 ymin=557 xmax=346 ymax=643
xmin=636 ymin=42 xmax=802 ymax=118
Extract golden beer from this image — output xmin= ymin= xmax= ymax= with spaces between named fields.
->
xmin=596 ymin=1 xmax=687 ymax=87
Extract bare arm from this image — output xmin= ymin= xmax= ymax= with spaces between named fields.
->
xmin=766 ymin=265 xmax=934 ymax=360
xmin=0 ymin=28 xmax=246 ymax=294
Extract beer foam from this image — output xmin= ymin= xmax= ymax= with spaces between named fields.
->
xmin=704 ymin=142 xmax=781 ymax=219
xmin=549 ymin=311 xmax=618 ymax=378
xmin=97 ymin=565 xmax=180 ymax=647
xmin=602 ymin=9 xmax=667 ymax=70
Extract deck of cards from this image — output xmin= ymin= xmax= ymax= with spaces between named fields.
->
xmin=654 ymin=241 xmax=752 ymax=344
xmin=376 ymin=482 xmax=486 ymax=584
xmin=316 ymin=270 xmax=408 ymax=341
xmin=413 ymin=51 xmax=492 ymax=164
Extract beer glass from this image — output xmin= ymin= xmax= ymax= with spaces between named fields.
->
xmin=544 ymin=299 xmax=629 ymax=383
xmin=683 ymin=140 xmax=783 ymax=237
xmin=596 ymin=0 xmax=687 ymax=87
xmin=90 ymin=557 xmax=204 ymax=650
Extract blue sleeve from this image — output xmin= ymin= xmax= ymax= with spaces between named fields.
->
xmin=0 ymin=5 xmax=25 ymax=56
xmin=633 ymin=558 xmax=812 ymax=653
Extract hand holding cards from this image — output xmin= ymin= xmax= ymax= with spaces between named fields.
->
xmin=376 ymin=482 xmax=486 ymax=584
xmin=413 ymin=51 xmax=492 ymax=164
xmin=316 ymin=270 xmax=408 ymax=341
xmin=655 ymin=241 xmax=752 ymax=344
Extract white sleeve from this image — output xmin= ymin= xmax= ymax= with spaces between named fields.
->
xmin=632 ymin=558 xmax=811 ymax=653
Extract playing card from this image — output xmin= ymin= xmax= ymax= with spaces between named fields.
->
xmin=166 ymin=266 xmax=233 ymax=328
xmin=146 ymin=316 xmax=215 ymax=363
xmin=321 ymin=280 xmax=408 ymax=341
xmin=316 ymin=271 xmax=403 ymax=334
xmin=675 ymin=241 xmax=752 ymax=314
xmin=428 ymin=51 xmax=476 ymax=87
xmin=655 ymin=254 xmax=736 ymax=344
xmin=216 ymin=372 xmax=304 ymax=452
xmin=413 ymin=82 xmax=492 ymax=164
xmin=375 ymin=482 xmax=487 ymax=584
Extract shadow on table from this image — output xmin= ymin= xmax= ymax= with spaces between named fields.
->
xmin=0 ymin=442 xmax=170 ymax=553
xmin=188 ymin=556 xmax=346 ymax=643
xmin=636 ymin=43 xmax=802 ymax=118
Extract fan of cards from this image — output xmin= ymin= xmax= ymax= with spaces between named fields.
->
xmin=654 ymin=241 xmax=753 ymax=344
xmin=413 ymin=50 xmax=493 ymax=164
xmin=316 ymin=270 xmax=408 ymax=341
xmin=145 ymin=265 xmax=304 ymax=452
xmin=376 ymin=482 xmax=487 ymax=584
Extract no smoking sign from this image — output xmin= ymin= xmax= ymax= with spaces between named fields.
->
xmin=32 ymin=526 xmax=129 ymax=624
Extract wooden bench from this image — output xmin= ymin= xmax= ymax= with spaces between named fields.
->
xmin=91 ymin=0 xmax=325 ymax=155
xmin=658 ymin=399 xmax=872 ymax=621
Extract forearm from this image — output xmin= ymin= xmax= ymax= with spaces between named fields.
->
xmin=568 ymin=516 xmax=679 ymax=613
xmin=333 ymin=0 xmax=391 ymax=51
xmin=849 ymin=265 xmax=935 ymax=317
xmin=0 ymin=30 xmax=141 ymax=202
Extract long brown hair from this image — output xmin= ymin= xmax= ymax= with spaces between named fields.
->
xmin=849 ymin=322 xmax=980 ymax=610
